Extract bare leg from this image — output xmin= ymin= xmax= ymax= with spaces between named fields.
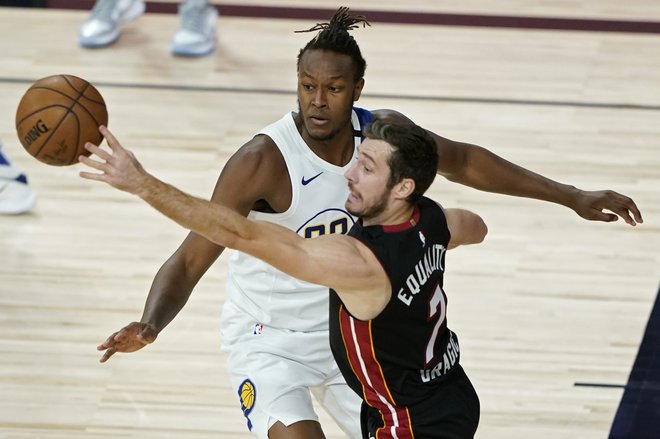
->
xmin=268 ymin=420 xmax=327 ymax=439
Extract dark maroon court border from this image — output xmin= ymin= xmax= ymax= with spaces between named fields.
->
xmin=44 ymin=0 xmax=660 ymax=34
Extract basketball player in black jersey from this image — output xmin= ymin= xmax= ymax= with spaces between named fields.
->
xmin=80 ymin=120 xmax=486 ymax=438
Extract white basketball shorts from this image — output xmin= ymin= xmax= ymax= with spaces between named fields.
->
xmin=220 ymin=300 xmax=362 ymax=439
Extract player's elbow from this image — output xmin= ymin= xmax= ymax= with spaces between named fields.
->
xmin=459 ymin=213 xmax=487 ymax=246
xmin=452 ymin=211 xmax=488 ymax=248
xmin=472 ymin=216 xmax=488 ymax=244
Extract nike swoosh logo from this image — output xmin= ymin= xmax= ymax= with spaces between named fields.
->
xmin=301 ymin=172 xmax=324 ymax=186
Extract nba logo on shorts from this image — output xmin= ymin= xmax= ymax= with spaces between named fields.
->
xmin=253 ymin=323 xmax=264 ymax=335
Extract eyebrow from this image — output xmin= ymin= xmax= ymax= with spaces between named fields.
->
xmin=360 ymin=150 xmax=377 ymax=166
xmin=299 ymin=72 xmax=346 ymax=81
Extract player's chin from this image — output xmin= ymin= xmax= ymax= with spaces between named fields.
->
xmin=345 ymin=198 xmax=362 ymax=217
xmin=304 ymin=123 xmax=334 ymax=141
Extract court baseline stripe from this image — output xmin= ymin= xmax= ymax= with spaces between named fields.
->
xmin=2 ymin=77 xmax=660 ymax=112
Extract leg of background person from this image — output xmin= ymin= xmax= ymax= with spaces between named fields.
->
xmin=268 ymin=420 xmax=326 ymax=439
xmin=171 ymin=0 xmax=218 ymax=57
xmin=79 ymin=0 xmax=146 ymax=48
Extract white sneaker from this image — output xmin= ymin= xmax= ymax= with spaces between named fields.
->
xmin=171 ymin=1 xmax=218 ymax=57
xmin=0 ymin=148 xmax=36 ymax=215
xmin=79 ymin=0 xmax=146 ymax=48
xmin=0 ymin=179 xmax=36 ymax=215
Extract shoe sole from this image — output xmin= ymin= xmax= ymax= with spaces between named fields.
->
xmin=171 ymin=45 xmax=216 ymax=57
xmin=171 ymin=35 xmax=216 ymax=57
xmin=80 ymin=30 xmax=121 ymax=48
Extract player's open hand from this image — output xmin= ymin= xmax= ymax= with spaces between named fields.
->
xmin=572 ymin=189 xmax=642 ymax=226
xmin=97 ymin=321 xmax=158 ymax=363
xmin=79 ymin=125 xmax=149 ymax=196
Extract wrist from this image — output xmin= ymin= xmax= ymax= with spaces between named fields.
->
xmin=134 ymin=172 xmax=158 ymax=200
xmin=556 ymin=184 xmax=581 ymax=210
xmin=140 ymin=319 xmax=162 ymax=333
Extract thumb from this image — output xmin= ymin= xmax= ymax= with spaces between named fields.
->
xmin=588 ymin=210 xmax=618 ymax=222
xmin=602 ymin=212 xmax=619 ymax=222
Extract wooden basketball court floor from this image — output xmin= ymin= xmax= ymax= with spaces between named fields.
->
xmin=1 ymin=2 xmax=659 ymax=438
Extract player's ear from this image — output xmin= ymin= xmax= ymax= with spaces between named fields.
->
xmin=394 ymin=178 xmax=415 ymax=200
xmin=353 ymin=78 xmax=365 ymax=102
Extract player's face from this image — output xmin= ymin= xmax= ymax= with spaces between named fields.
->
xmin=297 ymin=50 xmax=364 ymax=142
xmin=344 ymin=139 xmax=393 ymax=220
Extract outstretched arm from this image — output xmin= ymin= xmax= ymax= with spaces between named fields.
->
xmin=79 ymin=126 xmax=383 ymax=297
xmin=79 ymin=127 xmax=289 ymax=262
xmin=372 ymin=109 xmax=642 ymax=226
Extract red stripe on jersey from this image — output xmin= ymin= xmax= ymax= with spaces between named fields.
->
xmin=338 ymin=305 xmax=415 ymax=439
xmin=381 ymin=205 xmax=420 ymax=233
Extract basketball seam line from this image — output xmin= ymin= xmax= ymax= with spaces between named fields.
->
xmin=63 ymin=75 xmax=105 ymax=106
xmin=61 ymin=76 xmax=108 ymax=134
xmin=33 ymin=78 xmax=90 ymax=164
xmin=19 ymin=86 xmax=106 ymax=127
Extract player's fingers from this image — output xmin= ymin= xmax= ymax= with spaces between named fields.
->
xmin=99 ymin=347 xmax=116 ymax=363
xmin=84 ymin=142 xmax=114 ymax=162
xmin=602 ymin=212 xmax=619 ymax=223
xmin=608 ymin=204 xmax=636 ymax=226
xmin=96 ymin=333 xmax=118 ymax=351
xmin=614 ymin=195 xmax=643 ymax=224
xmin=587 ymin=209 xmax=618 ymax=223
xmin=604 ymin=192 xmax=643 ymax=225
xmin=78 ymin=153 xmax=109 ymax=180
xmin=105 ymin=332 xmax=120 ymax=345
xmin=78 ymin=153 xmax=107 ymax=171
xmin=100 ymin=125 xmax=122 ymax=152
xmin=79 ymin=171 xmax=107 ymax=182
xmin=598 ymin=194 xmax=635 ymax=225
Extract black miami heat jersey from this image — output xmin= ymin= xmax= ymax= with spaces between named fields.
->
xmin=329 ymin=197 xmax=474 ymax=438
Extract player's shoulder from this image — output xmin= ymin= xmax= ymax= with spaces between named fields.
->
xmin=222 ymin=134 xmax=286 ymax=182
xmin=370 ymin=109 xmax=413 ymax=124
xmin=231 ymin=134 xmax=282 ymax=165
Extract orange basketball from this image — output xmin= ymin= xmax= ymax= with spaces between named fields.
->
xmin=15 ymin=74 xmax=108 ymax=166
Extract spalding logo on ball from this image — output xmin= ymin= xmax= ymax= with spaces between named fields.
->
xmin=15 ymin=74 xmax=108 ymax=166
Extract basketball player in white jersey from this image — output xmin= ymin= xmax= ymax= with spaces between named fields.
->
xmin=91 ymin=7 xmax=642 ymax=439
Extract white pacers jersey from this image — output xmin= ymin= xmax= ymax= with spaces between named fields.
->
xmin=225 ymin=108 xmax=372 ymax=332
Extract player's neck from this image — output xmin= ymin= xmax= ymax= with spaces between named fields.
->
xmin=363 ymin=202 xmax=415 ymax=228
xmin=303 ymin=124 xmax=355 ymax=166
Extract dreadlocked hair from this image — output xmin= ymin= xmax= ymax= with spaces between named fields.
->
xmin=296 ymin=6 xmax=370 ymax=81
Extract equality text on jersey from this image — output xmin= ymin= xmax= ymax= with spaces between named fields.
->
xmin=397 ymin=244 xmax=447 ymax=306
